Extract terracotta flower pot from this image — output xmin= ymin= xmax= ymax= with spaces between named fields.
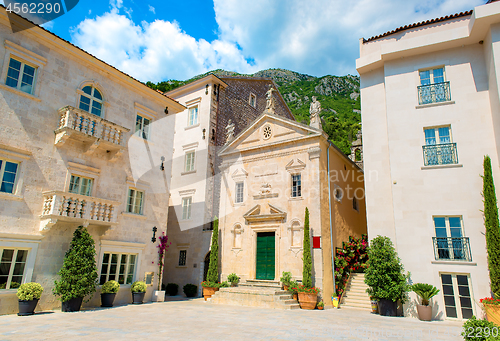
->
xmin=485 ymin=304 xmax=500 ymax=326
xmin=298 ymin=292 xmax=317 ymax=310
xmin=318 ymin=306 xmax=324 ymax=310
xmin=283 ymin=285 xmax=289 ymax=291
xmin=293 ymin=293 xmax=298 ymax=301
xmin=203 ymin=287 xmax=218 ymax=301
xmin=416 ymin=304 xmax=432 ymax=321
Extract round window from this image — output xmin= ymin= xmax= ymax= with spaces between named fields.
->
xmin=263 ymin=125 xmax=272 ymax=140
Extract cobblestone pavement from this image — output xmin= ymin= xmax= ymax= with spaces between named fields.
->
xmin=0 ymin=298 xmax=464 ymax=341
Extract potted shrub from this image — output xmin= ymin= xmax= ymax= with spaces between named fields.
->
xmin=53 ymin=226 xmax=98 ymax=312
xmin=412 ymin=283 xmax=439 ymax=321
xmin=288 ymin=280 xmax=299 ymax=301
xmin=131 ymin=281 xmax=147 ymax=304
xmin=101 ymin=280 xmax=120 ymax=307
xmin=480 ymin=296 xmax=500 ymax=326
xmin=17 ymin=283 xmax=43 ymax=316
xmin=364 ymin=236 xmax=410 ymax=317
xmin=317 ymin=301 xmax=324 ymax=310
xmin=165 ymin=283 xmax=179 ymax=296
xmin=183 ymin=284 xmax=198 ymax=298
xmin=154 ymin=232 xmax=170 ymax=302
xmin=462 ymin=316 xmax=498 ymax=340
xmin=280 ymin=271 xmax=292 ymax=291
xmin=227 ymin=273 xmax=239 ymax=287
xmin=297 ymin=285 xmax=320 ymax=310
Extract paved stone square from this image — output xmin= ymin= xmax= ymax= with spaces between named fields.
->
xmin=0 ymin=299 xmax=464 ymax=341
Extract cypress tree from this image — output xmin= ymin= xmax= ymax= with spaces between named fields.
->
xmin=207 ymin=217 xmax=219 ymax=284
xmin=483 ymin=156 xmax=500 ymax=295
xmin=53 ymin=226 xmax=98 ymax=302
xmin=302 ymin=208 xmax=312 ymax=288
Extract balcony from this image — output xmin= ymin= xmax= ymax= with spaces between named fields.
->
xmin=432 ymin=237 xmax=472 ymax=262
xmin=54 ymin=106 xmax=130 ymax=161
xmin=39 ymin=190 xmax=120 ymax=231
xmin=422 ymin=143 xmax=458 ymax=166
xmin=417 ymin=81 xmax=451 ymax=105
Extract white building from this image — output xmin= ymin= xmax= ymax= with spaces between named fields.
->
xmin=357 ymin=1 xmax=500 ymax=320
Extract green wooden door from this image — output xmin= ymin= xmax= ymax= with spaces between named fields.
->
xmin=256 ymin=232 xmax=275 ymax=280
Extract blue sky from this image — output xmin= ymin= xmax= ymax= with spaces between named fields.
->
xmin=14 ymin=0 xmax=487 ymax=82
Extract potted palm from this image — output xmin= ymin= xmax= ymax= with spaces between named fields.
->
xmin=412 ymin=283 xmax=439 ymax=321
xmin=131 ymin=281 xmax=147 ymax=304
xmin=227 ymin=273 xmax=239 ymax=287
xmin=101 ymin=280 xmax=120 ymax=307
xmin=280 ymin=271 xmax=292 ymax=291
xmin=17 ymin=283 xmax=43 ymax=316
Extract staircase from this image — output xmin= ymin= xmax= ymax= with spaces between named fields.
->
xmin=340 ymin=273 xmax=371 ymax=310
xmin=210 ymin=279 xmax=300 ymax=310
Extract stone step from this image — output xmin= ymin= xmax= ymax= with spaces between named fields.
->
xmin=242 ymin=280 xmax=281 ymax=288
xmin=341 ymin=304 xmax=372 ymax=311
xmin=343 ymin=296 xmax=371 ymax=305
xmin=211 ymin=285 xmax=299 ymax=310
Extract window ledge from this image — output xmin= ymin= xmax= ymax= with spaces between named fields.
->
xmin=121 ymin=212 xmax=147 ymax=219
xmin=421 ymin=164 xmax=463 ymax=170
xmin=185 ymin=123 xmax=200 ymax=130
xmin=416 ymin=100 xmax=455 ymax=109
xmin=233 ymin=202 xmax=245 ymax=207
xmin=176 ymin=265 xmax=188 ymax=268
xmin=431 ymin=261 xmax=477 ymax=266
xmin=289 ymin=197 xmax=304 ymax=201
xmin=181 ymin=170 xmax=196 ymax=176
xmin=0 ymin=289 xmax=17 ymax=295
xmin=0 ymin=83 xmax=42 ymax=102
xmin=0 ymin=192 xmax=23 ymax=201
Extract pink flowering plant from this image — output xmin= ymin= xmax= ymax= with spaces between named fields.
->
xmin=334 ymin=234 xmax=368 ymax=297
xmin=157 ymin=232 xmax=171 ymax=291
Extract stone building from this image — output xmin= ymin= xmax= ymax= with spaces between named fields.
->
xmin=357 ymin=1 xmax=499 ymax=320
xmin=0 ymin=9 xmax=184 ymax=314
xmin=349 ymin=130 xmax=363 ymax=169
xmin=162 ymin=75 xmax=295 ymax=295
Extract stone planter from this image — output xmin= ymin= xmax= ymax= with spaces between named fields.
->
xmin=203 ymin=287 xmax=218 ymax=301
xmin=485 ymin=304 xmax=500 ymax=326
xmin=18 ymin=299 xmax=39 ymax=316
xmin=298 ymin=292 xmax=317 ymax=310
xmin=101 ymin=293 xmax=116 ymax=307
xmin=378 ymin=299 xmax=397 ymax=316
xmin=132 ymin=292 xmax=145 ymax=304
xmin=61 ymin=297 xmax=83 ymax=312
xmin=152 ymin=290 xmax=165 ymax=302
xmin=416 ymin=304 xmax=432 ymax=321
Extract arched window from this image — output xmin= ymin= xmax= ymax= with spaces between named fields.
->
xmin=79 ymin=85 xmax=103 ymax=117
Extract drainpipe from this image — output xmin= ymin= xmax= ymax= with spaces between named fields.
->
xmin=327 ymin=143 xmax=336 ymax=298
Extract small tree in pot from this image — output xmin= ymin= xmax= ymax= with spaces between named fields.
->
xmin=412 ymin=283 xmax=439 ymax=321
xmin=364 ymin=235 xmax=410 ymax=316
xmin=101 ymin=280 xmax=120 ymax=307
xmin=131 ymin=281 xmax=147 ymax=304
xmin=227 ymin=273 xmax=239 ymax=287
xmin=53 ymin=226 xmax=98 ymax=312
xmin=203 ymin=217 xmax=221 ymax=300
xmin=17 ymin=283 xmax=43 ymax=316
xmin=280 ymin=271 xmax=292 ymax=291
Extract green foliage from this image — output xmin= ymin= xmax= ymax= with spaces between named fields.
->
xmin=462 ymin=316 xmax=500 ymax=341
xmin=16 ymin=282 xmax=43 ymax=301
xmin=296 ymin=285 xmax=320 ymax=294
xmin=165 ymin=283 xmax=179 ymax=296
xmin=227 ymin=273 xmax=239 ymax=284
xmin=302 ymin=208 xmax=312 ymax=288
xmin=131 ymin=281 xmax=147 ymax=293
xmin=334 ymin=235 xmax=368 ymax=297
xmin=53 ymin=226 xmax=98 ymax=302
xmin=411 ymin=283 xmax=439 ymax=306
xmin=145 ymin=80 xmax=186 ymax=93
xmin=317 ymin=301 xmax=324 ymax=307
xmin=183 ymin=284 xmax=198 ymax=297
xmin=207 ymin=217 xmax=219 ymax=283
xmin=1 ymin=282 xmax=20 ymax=289
xmin=288 ymin=280 xmax=299 ymax=294
xmin=364 ymin=236 xmax=411 ymax=302
xmin=280 ymin=271 xmax=292 ymax=287
xmin=220 ymin=281 xmax=230 ymax=288
xmin=101 ymin=280 xmax=120 ymax=294
xmin=483 ymin=156 xmax=500 ymax=295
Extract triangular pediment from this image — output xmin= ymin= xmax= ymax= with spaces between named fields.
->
xmin=231 ymin=168 xmax=248 ymax=179
xmin=243 ymin=203 xmax=287 ymax=224
xmin=219 ymin=112 xmax=326 ymax=157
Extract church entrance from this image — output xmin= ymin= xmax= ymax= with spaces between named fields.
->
xmin=256 ymin=232 xmax=275 ymax=280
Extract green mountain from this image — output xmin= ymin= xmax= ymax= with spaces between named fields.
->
xmin=146 ymin=68 xmax=361 ymax=155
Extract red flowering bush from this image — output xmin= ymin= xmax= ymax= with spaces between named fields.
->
xmin=480 ymin=297 xmax=500 ymax=306
xmin=296 ymin=285 xmax=320 ymax=294
xmin=334 ymin=234 xmax=368 ymax=297
xmin=157 ymin=232 xmax=171 ymax=290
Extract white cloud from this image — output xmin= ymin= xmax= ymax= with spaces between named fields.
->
xmin=148 ymin=5 xmax=155 ymax=14
xmin=71 ymin=0 xmax=485 ymax=81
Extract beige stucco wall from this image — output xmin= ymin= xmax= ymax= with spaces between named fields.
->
xmin=0 ymin=11 xmax=180 ymax=314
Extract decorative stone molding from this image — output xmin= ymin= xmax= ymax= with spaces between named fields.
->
xmin=308 ymin=147 xmax=321 ymax=160
xmin=286 ymin=158 xmax=306 ymax=173
xmin=243 ymin=204 xmax=287 ymax=225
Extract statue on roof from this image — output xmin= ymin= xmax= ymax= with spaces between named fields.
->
xmin=265 ymin=86 xmax=276 ymax=114
xmin=309 ymin=96 xmax=323 ymax=130
xmin=225 ymin=119 xmax=235 ymax=145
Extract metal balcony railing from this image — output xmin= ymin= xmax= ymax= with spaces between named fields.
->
xmin=432 ymin=237 xmax=472 ymax=262
xmin=417 ymin=81 xmax=451 ymax=105
xmin=422 ymin=143 xmax=458 ymax=166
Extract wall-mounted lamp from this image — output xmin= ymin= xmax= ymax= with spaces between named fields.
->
xmin=205 ymin=84 xmax=209 ymax=95
xmin=152 ymin=226 xmax=158 ymax=243
xmin=202 ymin=128 xmax=206 ymax=140
xmin=160 ymin=156 xmax=165 ymax=171
xmin=164 ymin=107 xmax=169 ymax=115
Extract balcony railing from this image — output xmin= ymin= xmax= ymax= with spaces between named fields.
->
xmin=422 ymin=143 xmax=458 ymax=166
xmin=39 ymin=190 xmax=120 ymax=231
xmin=432 ymin=237 xmax=472 ymax=262
xmin=54 ymin=106 xmax=129 ymax=159
xmin=417 ymin=81 xmax=451 ymax=105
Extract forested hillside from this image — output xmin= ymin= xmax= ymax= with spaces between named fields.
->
xmin=146 ymin=68 xmax=361 ymax=155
